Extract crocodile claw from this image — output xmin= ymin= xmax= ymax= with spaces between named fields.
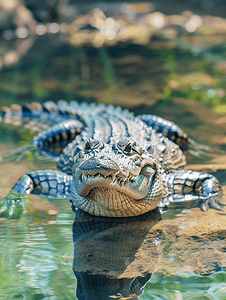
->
xmin=0 ymin=191 xmax=25 ymax=219
xmin=200 ymin=202 xmax=209 ymax=212
xmin=200 ymin=193 xmax=225 ymax=212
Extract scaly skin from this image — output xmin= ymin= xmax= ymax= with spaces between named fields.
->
xmin=0 ymin=101 xmax=224 ymax=218
xmin=71 ymin=139 xmax=165 ymax=217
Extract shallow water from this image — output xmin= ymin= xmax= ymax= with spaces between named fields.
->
xmin=0 ymin=148 xmax=225 ymax=299
xmin=0 ymin=4 xmax=226 ymax=299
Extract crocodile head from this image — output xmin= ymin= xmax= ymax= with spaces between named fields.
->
xmin=72 ymin=139 xmax=164 ymax=217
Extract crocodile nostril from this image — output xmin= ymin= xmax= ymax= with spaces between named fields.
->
xmin=84 ymin=140 xmax=91 ymax=151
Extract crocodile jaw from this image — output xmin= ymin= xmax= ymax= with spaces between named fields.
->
xmin=73 ymin=163 xmax=157 ymax=200
xmin=71 ymin=173 xmax=163 ymax=217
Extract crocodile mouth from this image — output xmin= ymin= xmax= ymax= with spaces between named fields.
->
xmin=74 ymin=159 xmax=157 ymax=200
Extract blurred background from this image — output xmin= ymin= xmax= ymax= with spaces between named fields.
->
xmin=0 ymin=0 xmax=226 ymax=158
xmin=0 ymin=1 xmax=226 ymax=299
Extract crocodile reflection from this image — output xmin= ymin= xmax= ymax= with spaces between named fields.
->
xmin=72 ymin=207 xmax=161 ymax=300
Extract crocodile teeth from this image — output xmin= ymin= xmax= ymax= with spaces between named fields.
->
xmin=79 ymin=170 xmax=138 ymax=186
xmin=123 ymin=177 xmax=128 ymax=183
xmin=112 ymin=172 xmax=119 ymax=184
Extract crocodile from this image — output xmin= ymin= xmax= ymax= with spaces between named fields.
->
xmin=0 ymin=100 xmax=224 ymax=217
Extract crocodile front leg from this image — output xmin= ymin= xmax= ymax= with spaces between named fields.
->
xmin=160 ymin=170 xmax=225 ymax=211
xmin=0 ymin=170 xmax=72 ymax=219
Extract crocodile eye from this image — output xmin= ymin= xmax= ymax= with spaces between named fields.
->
xmin=117 ymin=141 xmax=137 ymax=156
xmin=84 ymin=139 xmax=101 ymax=152
xmin=124 ymin=142 xmax=133 ymax=154
xmin=84 ymin=141 xmax=91 ymax=151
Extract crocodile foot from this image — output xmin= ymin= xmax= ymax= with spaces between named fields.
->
xmin=159 ymin=192 xmax=225 ymax=212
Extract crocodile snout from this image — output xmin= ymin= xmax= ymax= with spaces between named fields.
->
xmin=80 ymin=158 xmax=119 ymax=177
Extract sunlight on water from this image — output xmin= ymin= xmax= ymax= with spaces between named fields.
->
xmin=0 ymin=207 xmax=76 ymax=299
xmin=141 ymin=272 xmax=226 ymax=299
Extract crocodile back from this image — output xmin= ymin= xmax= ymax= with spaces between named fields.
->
xmin=58 ymin=104 xmax=186 ymax=175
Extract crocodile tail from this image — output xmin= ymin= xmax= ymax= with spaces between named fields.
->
xmin=0 ymin=100 xmax=85 ymax=133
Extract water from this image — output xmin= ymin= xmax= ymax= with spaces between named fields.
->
xmin=0 ymin=4 xmax=226 ymax=299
